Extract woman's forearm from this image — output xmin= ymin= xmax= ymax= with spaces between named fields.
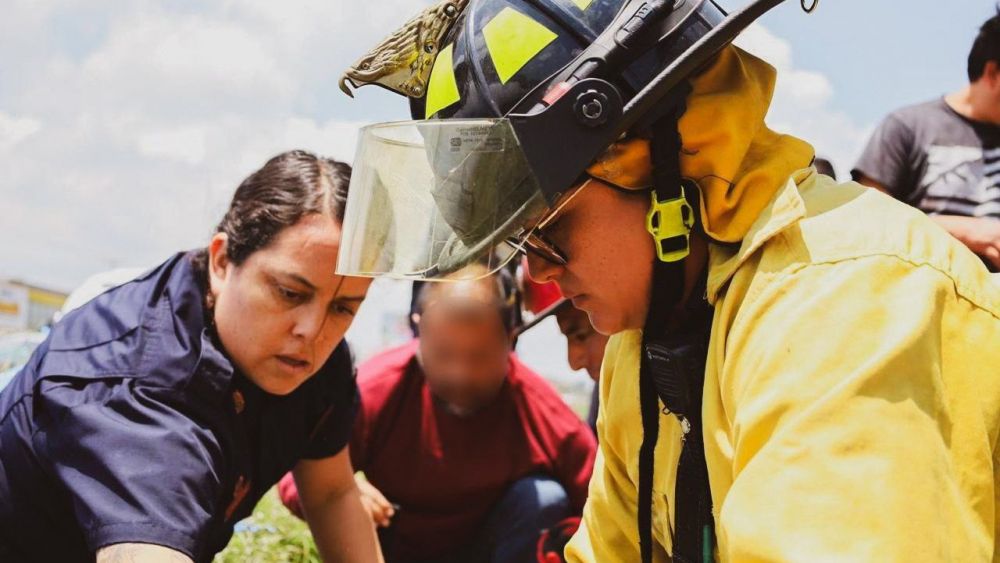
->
xmin=96 ymin=543 xmax=193 ymax=563
xmin=303 ymin=485 xmax=383 ymax=563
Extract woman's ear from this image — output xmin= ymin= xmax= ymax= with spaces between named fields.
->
xmin=207 ymin=233 xmax=230 ymax=297
xmin=982 ymin=60 xmax=998 ymax=85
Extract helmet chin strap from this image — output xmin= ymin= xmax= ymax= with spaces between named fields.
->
xmin=637 ymin=82 xmax=716 ymax=563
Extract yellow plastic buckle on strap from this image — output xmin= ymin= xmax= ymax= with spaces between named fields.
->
xmin=646 ymin=186 xmax=694 ymax=263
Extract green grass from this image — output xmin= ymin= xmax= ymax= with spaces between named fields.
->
xmin=214 ymin=488 xmax=320 ymax=563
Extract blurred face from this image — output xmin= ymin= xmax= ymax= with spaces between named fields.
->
xmin=417 ymin=295 xmax=512 ymax=417
xmin=555 ymin=304 xmax=609 ymax=382
xmin=208 ymin=213 xmax=372 ymax=395
xmin=526 ymin=180 xmax=654 ymax=335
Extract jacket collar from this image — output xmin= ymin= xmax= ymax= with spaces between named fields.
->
xmin=147 ymin=252 xmax=237 ymax=395
xmin=706 ymin=167 xmax=814 ymax=304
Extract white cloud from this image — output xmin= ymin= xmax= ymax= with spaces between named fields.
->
xmin=80 ymin=15 xmax=296 ymax=112
xmin=735 ymin=23 xmax=795 ymax=69
xmin=137 ymin=125 xmax=208 ymax=164
xmin=0 ymin=112 xmax=42 ymax=151
xmin=0 ymin=0 xmax=429 ymax=291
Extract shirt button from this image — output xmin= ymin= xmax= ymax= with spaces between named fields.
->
xmin=232 ymin=390 xmax=245 ymax=414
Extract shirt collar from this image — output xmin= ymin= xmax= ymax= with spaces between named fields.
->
xmin=156 ymin=252 xmax=237 ymax=394
xmin=197 ymin=327 xmax=238 ymax=395
xmin=706 ymin=167 xmax=815 ymax=304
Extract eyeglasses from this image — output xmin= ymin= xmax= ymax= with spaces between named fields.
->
xmin=507 ymin=230 xmax=568 ymax=266
xmin=505 ymin=179 xmax=592 ymax=266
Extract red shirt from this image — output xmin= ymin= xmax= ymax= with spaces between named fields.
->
xmin=279 ymin=340 xmax=596 ymax=559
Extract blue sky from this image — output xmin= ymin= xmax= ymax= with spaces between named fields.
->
xmin=757 ymin=0 xmax=996 ymax=125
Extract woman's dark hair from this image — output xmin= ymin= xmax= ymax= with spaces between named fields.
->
xmin=192 ymin=149 xmax=351 ymax=277
xmin=968 ymin=10 xmax=1000 ymax=82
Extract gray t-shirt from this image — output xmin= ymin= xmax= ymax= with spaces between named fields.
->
xmin=852 ymin=98 xmax=1000 ymax=217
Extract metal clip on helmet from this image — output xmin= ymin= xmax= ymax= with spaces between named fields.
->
xmin=336 ymin=0 xmax=790 ymax=281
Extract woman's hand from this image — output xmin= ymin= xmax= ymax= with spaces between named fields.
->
xmin=356 ymin=476 xmax=396 ymax=528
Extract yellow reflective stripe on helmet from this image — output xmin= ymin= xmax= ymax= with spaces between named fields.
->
xmin=570 ymin=0 xmax=594 ymax=10
xmin=482 ymin=7 xmax=558 ymax=85
xmin=425 ymin=43 xmax=461 ymax=118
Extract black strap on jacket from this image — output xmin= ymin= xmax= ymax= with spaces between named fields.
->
xmin=637 ymin=90 xmax=715 ymax=563
xmin=642 ymin=286 xmax=714 ymax=562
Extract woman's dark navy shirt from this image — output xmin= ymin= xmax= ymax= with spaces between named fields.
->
xmin=0 ymin=252 xmax=359 ymax=562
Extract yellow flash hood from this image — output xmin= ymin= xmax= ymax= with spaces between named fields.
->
xmin=586 ymin=45 xmax=814 ymax=243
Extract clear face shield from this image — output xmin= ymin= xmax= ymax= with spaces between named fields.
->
xmin=337 ymin=119 xmax=551 ymax=280
xmin=336 ymin=0 xmax=790 ymax=281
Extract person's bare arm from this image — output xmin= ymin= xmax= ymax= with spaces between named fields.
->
xmin=294 ymin=448 xmax=383 ymax=563
xmin=856 ymin=173 xmax=1000 ymax=268
xmin=96 ymin=543 xmax=193 ymax=563
xmin=924 ymin=215 xmax=1000 ymax=269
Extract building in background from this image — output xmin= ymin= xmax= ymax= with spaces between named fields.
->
xmin=0 ymin=280 xmax=67 ymax=333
